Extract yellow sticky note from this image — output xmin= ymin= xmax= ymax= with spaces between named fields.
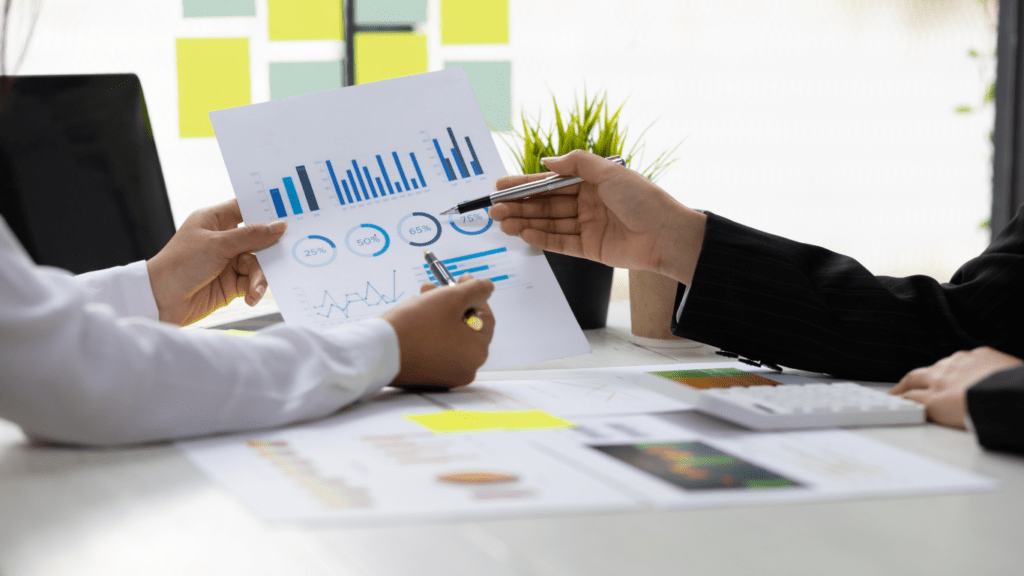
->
xmin=406 ymin=410 xmax=575 ymax=433
xmin=222 ymin=329 xmax=256 ymax=337
xmin=176 ymin=38 xmax=251 ymax=138
xmin=441 ymin=0 xmax=508 ymax=45
xmin=268 ymin=0 xmax=343 ymax=41
xmin=354 ymin=33 xmax=427 ymax=84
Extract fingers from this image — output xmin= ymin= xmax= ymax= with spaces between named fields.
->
xmin=540 ymin=149 xmax=626 ymax=182
xmin=493 ymin=172 xmax=556 ymax=191
xmin=519 ymin=229 xmax=586 ymax=258
xmin=218 ymin=220 xmax=288 ymax=258
xmin=238 ymin=254 xmax=267 ymax=306
xmin=890 ymin=367 xmax=930 ymax=395
xmin=420 ymin=282 xmax=438 ymax=294
xmin=206 ymin=199 xmax=245 ymax=230
xmin=490 ymin=196 xmax=579 ymax=222
xmin=899 ymin=389 xmax=930 ymax=406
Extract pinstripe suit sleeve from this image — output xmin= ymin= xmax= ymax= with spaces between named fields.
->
xmin=967 ymin=365 xmax=1024 ymax=453
xmin=670 ymin=208 xmax=1024 ymax=382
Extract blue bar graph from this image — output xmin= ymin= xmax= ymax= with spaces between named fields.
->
xmin=352 ymin=161 xmax=370 ymax=199
xmin=410 ymin=153 xmax=427 ymax=188
xmin=392 ymin=152 xmax=411 ymax=191
xmin=375 ymin=177 xmax=384 ymax=193
xmin=433 ymin=138 xmax=457 ymax=181
xmin=341 ymin=180 xmax=354 ymax=203
xmin=412 ymin=180 xmax=419 ymax=189
xmin=295 ymin=165 xmax=319 ymax=211
xmin=376 ymin=155 xmax=395 ymax=195
xmin=490 ymin=275 xmax=509 ymax=282
xmin=448 ymin=128 xmax=470 ymax=178
xmin=325 ymin=161 xmax=345 ymax=205
xmin=283 ymin=177 xmax=303 ymax=215
xmin=362 ymin=166 xmax=378 ymax=198
xmin=268 ymin=188 xmax=287 ymax=217
xmin=465 ymin=137 xmax=482 ymax=176
xmin=346 ymin=169 xmax=361 ymax=201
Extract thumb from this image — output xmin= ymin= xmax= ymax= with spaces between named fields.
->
xmin=540 ymin=149 xmax=622 ymax=183
xmin=219 ymin=220 xmax=287 ymax=256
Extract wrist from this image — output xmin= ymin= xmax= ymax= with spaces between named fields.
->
xmin=653 ymin=206 xmax=706 ymax=285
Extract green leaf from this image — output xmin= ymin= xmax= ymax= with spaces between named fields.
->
xmin=984 ymin=81 xmax=996 ymax=104
xmin=954 ymin=105 xmax=973 ymax=114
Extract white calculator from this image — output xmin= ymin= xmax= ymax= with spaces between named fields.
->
xmin=644 ymin=369 xmax=926 ymax=430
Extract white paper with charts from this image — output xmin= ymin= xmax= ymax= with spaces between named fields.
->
xmin=178 ymin=383 xmax=996 ymax=525
xmin=209 ymin=69 xmax=589 ymax=368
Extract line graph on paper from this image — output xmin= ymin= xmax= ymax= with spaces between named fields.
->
xmin=296 ymin=271 xmax=406 ymax=324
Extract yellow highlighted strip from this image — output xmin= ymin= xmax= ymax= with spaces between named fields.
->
xmin=406 ymin=410 xmax=575 ymax=433
xmin=354 ymin=33 xmax=427 ymax=84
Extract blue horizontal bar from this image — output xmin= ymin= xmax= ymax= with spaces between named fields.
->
xmin=453 ymin=265 xmax=488 ymax=276
xmin=422 ymin=247 xmax=508 ymax=267
xmin=489 ymin=275 xmax=510 ymax=282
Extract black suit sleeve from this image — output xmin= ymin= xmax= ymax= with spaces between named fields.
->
xmin=967 ymin=365 xmax=1024 ymax=454
xmin=671 ymin=207 xmax=1024 ymax=382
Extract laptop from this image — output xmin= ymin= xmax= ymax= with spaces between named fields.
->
xmin=0 ymin=73 xmax=175 ymax=274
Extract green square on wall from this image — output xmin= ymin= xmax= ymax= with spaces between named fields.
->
xmin=357 ymin=0 xmax=427 ymax=24
xmin=269 ymin=61 xmax=343 ymax=100
xmin=183 ymin=0 xmax=256 ymax=18
xmin=445 ymin=61 xmax=511 ymax=131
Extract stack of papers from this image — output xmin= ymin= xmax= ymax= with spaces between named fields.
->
xmin=179 ymin=363 xmax=995 ymax=525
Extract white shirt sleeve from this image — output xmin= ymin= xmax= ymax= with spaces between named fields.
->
xmin=75 ymin=261 xmax=160 ymax=320
xmin=0 ymin=217 xmax=400 ymax=446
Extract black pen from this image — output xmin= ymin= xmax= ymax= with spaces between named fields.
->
xmin=439 ymin=155 xmax=626 ymax=215
xmin=424 ymin=250 xmax=484 ymax=331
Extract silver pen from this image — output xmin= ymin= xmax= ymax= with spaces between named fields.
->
xmin=439 ymin=155 xmax=625 ymax=215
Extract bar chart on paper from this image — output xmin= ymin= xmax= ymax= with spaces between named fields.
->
xmin=211 ymin=68 xmax=592 ymax=369
xmin=248 ymin=125 xmax=488 ymax=221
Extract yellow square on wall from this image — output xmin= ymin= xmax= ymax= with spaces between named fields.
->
xmin=176 ymin=38 xmax=251 ymax=138
xmin=355 ymin=33 xmax=427 ymax=84
xmin=441 ymin=0 xmax=508 ymax=45
xmin=268 ymin=0 xmax=343 ymax=41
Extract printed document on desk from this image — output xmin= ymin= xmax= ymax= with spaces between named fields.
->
xmin=209 ymin=68 xmax=589 ymax=368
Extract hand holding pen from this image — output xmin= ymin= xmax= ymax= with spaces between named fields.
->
xmin=487 ymin=150 xmax=708 ymax=287
xmin=440 ymin=155 xmax=625 ymax=215
xmin=424 ymin=250 xmax=484 ymax=331
xmin=382 ymin=267 xmax=495 ymax=390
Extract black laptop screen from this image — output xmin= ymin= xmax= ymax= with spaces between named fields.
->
xmin=0 ymin=73 xmax=175 ymax=274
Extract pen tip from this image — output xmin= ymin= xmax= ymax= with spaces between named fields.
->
xmin=439 ymin=207 xmax=457 ymax=215
xmin=423 ymin=249 xmax=432 ymax=256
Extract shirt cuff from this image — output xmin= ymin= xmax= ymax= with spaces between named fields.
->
xmin=75 ymin=261 xmax=160 ymax=320
xmin=675 ymin=283 xmax=693 ymax=324
xmin=320 ymin=317 xmax=401 ymax=401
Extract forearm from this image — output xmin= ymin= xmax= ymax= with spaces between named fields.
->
xmin=1 ymin=310 xmax=398 ymax=446
xmin=672 ymin=212 xmax=983 ymax=381
xmin=74 ymin=260 xmax=160 ymax=320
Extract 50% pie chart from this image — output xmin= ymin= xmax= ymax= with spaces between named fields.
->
xmin=346 ymin=223 xmax=391 ymax=257
xmin=292 ymin=235 xmax=338 ymax=267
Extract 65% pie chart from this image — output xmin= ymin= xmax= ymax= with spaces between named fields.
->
xmin=292 ymin=234 xmax=338 ymax=267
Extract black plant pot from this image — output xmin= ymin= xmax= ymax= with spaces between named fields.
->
xmin=543 ymin=251 xmax=614 ymax=329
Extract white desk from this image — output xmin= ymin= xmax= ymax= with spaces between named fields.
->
xmin=2 ymin=302 xmax=1022 ymax=576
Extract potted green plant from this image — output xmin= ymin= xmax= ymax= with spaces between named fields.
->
xmin=508 ymin=91 xmax=677 ymax=329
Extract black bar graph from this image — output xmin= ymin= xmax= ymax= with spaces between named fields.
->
xmin=295 ymin=165 xmax=320 ymax=211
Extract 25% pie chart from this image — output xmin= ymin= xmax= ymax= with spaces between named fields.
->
xmin=292 ymin=234 xmax=338 ymax=267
